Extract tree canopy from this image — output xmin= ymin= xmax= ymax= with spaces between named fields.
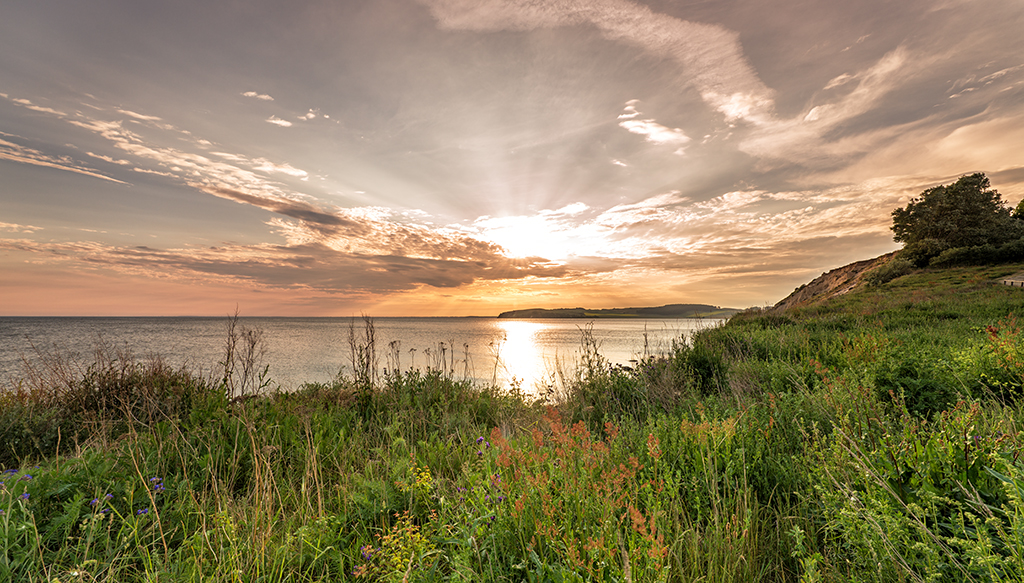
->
xmin=891 ymin=173 xmax=1016 ymax=249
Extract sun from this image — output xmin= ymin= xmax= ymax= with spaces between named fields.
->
xmin=477 ymin=215 xmax=574 ymax=260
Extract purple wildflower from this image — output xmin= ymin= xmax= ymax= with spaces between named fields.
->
xmin=137 ymin=508 xmax=149 ymax=515
xmin=476 ymin=436 xmax=484 ymax=444
xmin=89 ymin=498 xmax=99 ymax=507
xmin=20 ymin=492 xmax=29 ymax=500
xmin=20 ymin=475 xmax=32 ymax=481
xmin=2 ymin=469 xmax=16 ymax=475
xmin=105 ymin=493 xmax=113 ymax=500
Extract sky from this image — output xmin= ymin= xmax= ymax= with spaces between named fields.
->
xmin=1 ymin=0 xmax=1023 ymax=317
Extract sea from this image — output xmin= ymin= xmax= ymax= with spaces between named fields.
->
xmin=0 ymin=317 xmax=725 ymax=396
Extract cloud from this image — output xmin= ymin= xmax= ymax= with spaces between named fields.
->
xmin=0 ymin=222 xmax=42 ymax=233
xmin=617 ymin=101 xmax=691 ymax=153
xmin=266 ymin=116 xmax=293 ymax=127
xmin=416 ymin=0 xmax=775 ymax=124
xmin=823 ymin=73 xmax=854 ymax=90
xmin=117 ymin=109 xmax=162 ymax=121
xmin=0 ymin=101 xmax=568 ymax=292
xmin=740 ymin=46 xmax=913 ymax=165
xmin=801 ymin=47 xmax=907 ymax=124
xmin=0 ymin=220 xmax=568 ymax=296
xmin=60 ymin=113 xmax=312 ymax=204
xmin=10 ymin=98 xmax=67 ymax=116
xmin=242 ymin=91 xmax=275 ymax=101
xmin=251 ymin=158 xmax=308 ymax=178
xmin=131 ymin=167 xmax=178 ymax=178
xmin=85 ymin=152 xmax=131 ymax=165
xmin=0 ymin=137 xmax=130 ymax=184
xmin=949 ymin=64 xmax=1024 ymax=98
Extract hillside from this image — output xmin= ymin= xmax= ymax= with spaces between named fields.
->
xmin=771 ymin=252 xmax=896 ymax=311
xmin=497 ymin=303 xmax=739 ymax=319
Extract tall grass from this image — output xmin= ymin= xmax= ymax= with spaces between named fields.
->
xmin=4 ymin=262 xmax=1024 ymax=581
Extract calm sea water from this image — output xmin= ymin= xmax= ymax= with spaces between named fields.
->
xmin=0 ymin=317 xmax=723 ymax=395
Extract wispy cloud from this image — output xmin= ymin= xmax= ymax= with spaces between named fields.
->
xmin=617 ymin=100 xmax=690 ymax=154
xmin=242 ymin=91 xmax=275 ymax=101
xmin=0 ymin=136 xmax=129 ymax=184
xmin=85 ymin=151 xmax=131 ymax=165
xmin=740 ymin=46 xmax=913 ymax=165
xmin=416 ymin=0 xmax=775 ymax=125
xmin=0 ymin=222 xmax=42 ymax=233
xmin=10 ymin=98 xmax=67 ymax=116
xmin=949 ymin=64 xmax=1024 ymax=98
xmin=117 ymin=109 xmax=162 ymax=121
xmin=266 ymin=116 xmax=292 ymax=127
xmin=251 ymin=158 xmax=308 ymax=178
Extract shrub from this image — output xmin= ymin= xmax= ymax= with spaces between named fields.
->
xmin=864 ymin=257 xmax=914 ymax=286
xmin=900 ymin=238 xmax=949 ymax=267
xmin=929 ymin=240 xmax=1024 ymax=268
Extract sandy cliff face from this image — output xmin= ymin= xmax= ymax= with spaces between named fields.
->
xmin=772 ymin=252 xmax=897 ymax=312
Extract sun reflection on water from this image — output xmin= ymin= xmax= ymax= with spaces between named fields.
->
xmin=493 ymin=320 xmax=556 ymax=395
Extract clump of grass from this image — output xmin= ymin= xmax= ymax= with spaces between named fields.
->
xmin=0 ymin=343 xmax=217 ymax=468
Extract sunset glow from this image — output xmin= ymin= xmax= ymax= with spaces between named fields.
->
xmin=2 ymin=0 xmax=1023 ymax=316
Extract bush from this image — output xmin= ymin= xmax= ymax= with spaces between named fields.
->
xmin=864 ymin=257 xmax=914 ymax=286
xmin=929 ymin=239 xmax=1024 ymax=268
xmin=900 ymin=238 xmax=949 ymax=267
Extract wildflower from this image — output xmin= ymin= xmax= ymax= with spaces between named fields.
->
xmin=2 ymin=469 xmax=16 ymax=475
xmin=498 ymin=495 xmax=506 ymax=503
xmin=101 ymin=509 xmax=110 ymax=514
xmin=89 ymin=498 xmax=99 ymax=507
xmin=20 ymin=492 xmax=29 ymax=500
xmin=476 ymin=436 xmax=484 ymax=445
xmin=137 ymin=508 xmax=149 ymax=515
xmin=20 ymin=474 xmax=32 ymax=481
xmin=154 ymin=483 xmax=166 ymax=493
xmin=105 ymin=493 xmax=113 ymax=500
xmin=360 ymin=545 xmax=376 ymax=561
xmin=477 ymin=450 xmax=483 ymax=456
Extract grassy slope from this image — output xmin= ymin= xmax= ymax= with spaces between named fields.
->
xmin=3 ymin=262 xmax=1024 ymax=582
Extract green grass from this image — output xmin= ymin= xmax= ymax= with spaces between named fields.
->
xmin=4 ymin=262 xmax=1024 ymax=581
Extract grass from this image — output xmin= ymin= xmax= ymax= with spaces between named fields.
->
xmin=3 ymin=262 xmax=1024 ymax=581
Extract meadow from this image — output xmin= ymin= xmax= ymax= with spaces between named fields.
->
xmin=4 ymin=261 xmax=1024 ymax=582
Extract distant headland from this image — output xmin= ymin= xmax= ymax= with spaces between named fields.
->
xmin=496 ymin=303 xmax=739 ymax=319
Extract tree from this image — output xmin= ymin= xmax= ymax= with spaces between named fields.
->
xmin=891 ymin=173 xmax=1018 ymax=250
